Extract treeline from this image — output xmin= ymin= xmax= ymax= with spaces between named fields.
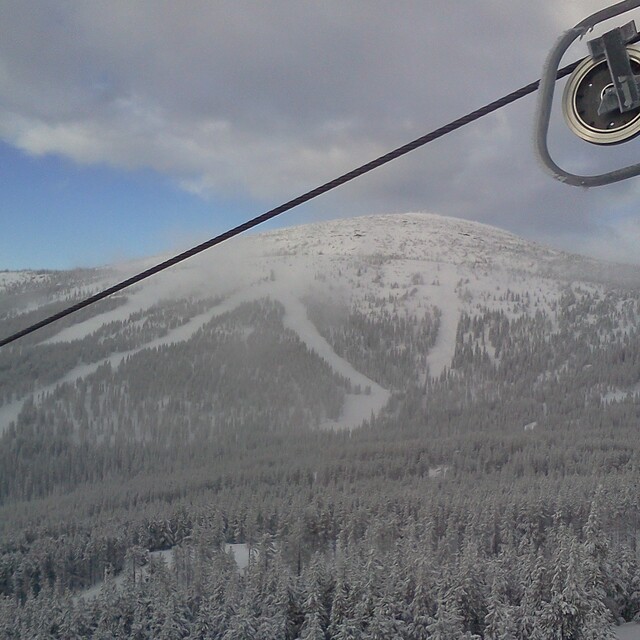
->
xmin=2 ymin=279 xmax=640 ymax=636
xmin=1 ymin=481 xmax=638 ymax=638
xmin=0 ymin=299 xmax=349 ymax=502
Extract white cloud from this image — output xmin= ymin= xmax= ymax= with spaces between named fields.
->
xmin=2 ymin=0 xmax=640 ymax=261
xmin=568 ymin=217 xmax=640 ymax=265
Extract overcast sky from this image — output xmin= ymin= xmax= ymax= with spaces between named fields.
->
xmin=3 ymin=0 xmax=640 ymax=269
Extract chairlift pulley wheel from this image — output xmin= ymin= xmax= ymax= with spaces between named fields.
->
xmin=562 ymin=46 xmax=640 ymax=145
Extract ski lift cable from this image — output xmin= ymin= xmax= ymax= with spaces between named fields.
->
xmin=0 ymin=60 xmax=583 ymax=349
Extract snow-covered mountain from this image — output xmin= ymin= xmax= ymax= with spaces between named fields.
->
xmin=4 ymin=213 xmax=640 ymax=636
xmin=2 ymin=212 xmax=639 ymax=439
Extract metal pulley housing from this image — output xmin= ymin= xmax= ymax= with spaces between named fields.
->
xmin=562 ymin=22 xmax=640 ymax=144
xmin=562 ymin=47 xmax=640 ymax=144
xmin=534 ymin=0 xmax=640 ymax=187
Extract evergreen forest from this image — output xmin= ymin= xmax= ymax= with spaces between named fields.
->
xmin=1 ymin=219 xmax=640 ymax=639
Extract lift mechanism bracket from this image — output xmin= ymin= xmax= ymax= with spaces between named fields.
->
xmin=534 ymin=0 xmax=640 ymax=186
xmin=588 ymin=21 xmax=640 ymax=115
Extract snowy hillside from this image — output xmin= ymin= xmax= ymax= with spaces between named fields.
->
xmin=3 ymin=213 xmax=640 ymax=637
xmin=1 ymin=213 xmax=639 ymax=437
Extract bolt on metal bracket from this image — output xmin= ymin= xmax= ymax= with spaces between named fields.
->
xmin=588 ymin=21 xmax=640 ymax=115
xmin=534 ymin=0 xmax=640 ymax=186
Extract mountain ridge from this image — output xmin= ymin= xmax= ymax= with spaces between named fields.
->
xmin=3 ymin=212 xmax=640 ymax=298
xmin=2 ymin=211 xmax=640 ymax=438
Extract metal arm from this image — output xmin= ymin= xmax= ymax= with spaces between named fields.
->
xmin=535 ymin=0 xmax=640 ymax=186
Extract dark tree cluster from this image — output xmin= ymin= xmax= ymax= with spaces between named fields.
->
xmin=307 ymin=296 xmax=440 ymax=388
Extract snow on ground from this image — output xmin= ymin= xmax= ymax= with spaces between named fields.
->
xmin=1 ymin=290 xmax=264 ymax=434
xmin=43 ymin=242 xmax=263 ymax=344
xmin=424 ymin=263 xmax=461 ymax=379
xmin=226 ymin=543 xmax=253 ymax=571
xmin=0 ymin=401 xmax=24 ymax=434
xmin=43 ymin=283 xmax=221 ymax=345
xmin=1 ymin=279 xmax=390 ymax=433
xmin=75 ymin=572 xmax=126 ymax=603
xmin=0 ymin=272 xmax=26 ymax=287
xmin=43 ymin=291 xmax=158 ymax=344
xmin=615 ymin=623 xmax=640 ymax=639
xmin=0 ymin=271 xmax=48 ymax=291
xmin=602 ymin=383 xmax=640 ymax=404
xmin=7 ymin=212 xmax=617 ymax=433
xmin=75 ymin=544 xmax=250 ymax=602
xmin=254 ymin=214 xmax=569 ymax=380
xmin=273 ymin=285 xmax=390 ymax=430
xmin=255 ymin=213 xmax=565 ymax=274
xmin=0 ymin=299 xmax=235 ymax=433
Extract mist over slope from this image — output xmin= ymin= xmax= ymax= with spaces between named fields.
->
xmin=2 ymin=213 xmax=639 ymax=439
xmin=2 ymin=213 xmax=640 ymax=636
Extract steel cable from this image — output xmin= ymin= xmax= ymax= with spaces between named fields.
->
xmin=0 ymin=60 xmax=582 ymax=348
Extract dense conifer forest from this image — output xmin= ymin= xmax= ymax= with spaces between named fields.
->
xmin=1 ymin=216 xmax=640 ymax=637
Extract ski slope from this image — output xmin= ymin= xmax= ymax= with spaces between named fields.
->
xmin=6 ymin=212 xmax=636 ymax=435
xmin=616 ymin=623 xmax=640 ymax=639
xmin=1 ymin=280 xmax=390 ymax=433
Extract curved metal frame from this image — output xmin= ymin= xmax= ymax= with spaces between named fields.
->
xmin=535 ymin=0 xmax=640 ymax=186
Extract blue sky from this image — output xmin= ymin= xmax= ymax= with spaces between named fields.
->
xmin=3 ymin=1 xmax=640 ymax=271
xmin=0 ymin=142 xmax=258 ymax=270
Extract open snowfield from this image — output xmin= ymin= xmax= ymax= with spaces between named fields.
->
xmin=423 ymin=262 xmax=461 ymax=378
xmin=0 ymin=271 xmax=48 ymax=291
xmin=616 ymin=623 xmax=640 ymax=639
